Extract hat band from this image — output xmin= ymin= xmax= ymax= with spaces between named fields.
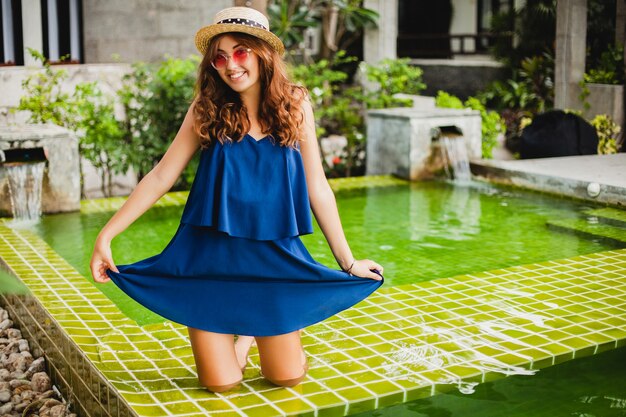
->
xmin=216 ymin=18 xmax=268 ymax=31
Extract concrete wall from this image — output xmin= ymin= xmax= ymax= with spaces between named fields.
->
xmin=0 ymin=64 xmax=131 ymax=121
xmin=413 ymin=58 xmax=507 ymax=99
xmin=82 ymin=0 xmax=230 ymax=63
xmin=584 ymin=83 xmax=625 ymax=138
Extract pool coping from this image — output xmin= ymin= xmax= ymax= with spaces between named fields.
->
xmin=470 ymin=154 xmax=626 ymax=207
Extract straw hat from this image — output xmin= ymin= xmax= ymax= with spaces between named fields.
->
xmin=195 ymin=7 xmax=285 ymax=56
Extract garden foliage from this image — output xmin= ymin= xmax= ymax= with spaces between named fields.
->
xmin=290 ymin=52 xmax=426 ymax=177
xmin=435 ymin=92 xmax=505 ymax=159
xmin=590 ymin=114 xmax=621 ymax=155
xmin=15 ymin=49 xmax=128 ymax=197
xmin=118 ymin=56 xmax=200 ymax=186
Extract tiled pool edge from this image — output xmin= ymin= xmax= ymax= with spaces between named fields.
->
xmin=2 ymin=218 xmax=626 ymax=416
xmin=0 ymin=235 xmax=135 ymax=417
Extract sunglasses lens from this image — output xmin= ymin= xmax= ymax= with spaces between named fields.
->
xmin=211 ymin=48 xmax=250 ymax=70
xmin=212 ymin=54 xmax=227 ymax=69
xmin=232 ymin=48 xmax=249 ymax=64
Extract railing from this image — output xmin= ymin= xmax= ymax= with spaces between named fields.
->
xmin=397 ymin=32 xmax=514 ymax=58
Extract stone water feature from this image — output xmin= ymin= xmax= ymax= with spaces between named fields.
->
xmin=366 ymin=100 xmax=481 ymax=180
xmin=0 ymin=124 xmax=80 ymax=218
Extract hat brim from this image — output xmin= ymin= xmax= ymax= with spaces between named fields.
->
xmin=195 ymin=23 xmax=285 ymax=56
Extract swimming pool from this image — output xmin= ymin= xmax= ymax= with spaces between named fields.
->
xmin=12 ymin=177 xmax=625 ymax=417
xmin=32 ymin=180 xmax=618 ymax=326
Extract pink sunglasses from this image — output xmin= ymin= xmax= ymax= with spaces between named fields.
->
xmin=211 ymin=47 xmax=252 ymax=70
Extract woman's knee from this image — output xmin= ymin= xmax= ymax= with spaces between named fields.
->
xmin=265 ymin=369 xmax=307 ymax=387
xmin=201 ymin=378 xmax=242 ymax=393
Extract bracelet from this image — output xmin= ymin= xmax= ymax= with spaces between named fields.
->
xmin=345 ymin=259 xmax=356 ymax=276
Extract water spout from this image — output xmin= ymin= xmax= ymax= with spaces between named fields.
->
xmin=440 ymin=134 xmax=471 ymax=183
xmin=5 ymin=162 xmax=46 ymax=224
xmin=1 ymin=147 xmax=48 ymax=224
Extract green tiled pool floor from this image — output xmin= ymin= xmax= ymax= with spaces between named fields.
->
xmin=1 ymin=219 xmax=626 ymax=416
xmin=546 ymin=206 xmax=626 ymax=245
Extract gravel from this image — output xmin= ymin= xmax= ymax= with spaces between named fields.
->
xmin=0 ymin=306 xmax=77 ymax=417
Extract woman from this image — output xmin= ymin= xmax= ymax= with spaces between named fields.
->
xmin=90 ymin=6 xmax=384 ymax=393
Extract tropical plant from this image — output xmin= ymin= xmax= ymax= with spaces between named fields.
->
xmin=318 ymin=0 xmax=378 ymax=59
xmin=583 ymin=43 xmax=625 ymax=85
xmin=267 ymin=1 xmax=317 ymax=52
xmin=489 ymin=0 xmax=556 ymax=68
xmin=590 ymin=114 xmax=621 ymax=154
xmin=268 ymin=0 xmax=378 ymax=63
xmin=479 ymin=53 xmax=553 ymax=114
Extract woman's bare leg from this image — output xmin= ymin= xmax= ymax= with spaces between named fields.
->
xmin=187 ymin=327 xmax=242 ymax=393
xmin=255 ymin=330 xmax=308 ymax=387
xmin=234 ymin=335 xmax=255 ymax=371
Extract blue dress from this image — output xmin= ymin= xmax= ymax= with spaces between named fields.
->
xmin=106 ymin=134 xmax=383 ymax=336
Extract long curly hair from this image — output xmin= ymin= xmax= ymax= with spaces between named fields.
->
xmin=192 ymin=32 xmax=306 ymax=149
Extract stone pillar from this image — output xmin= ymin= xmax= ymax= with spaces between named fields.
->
xmin=554 ymin=0 xmax=587 ymax=110
xmin=363 ymin=0 xmax=397 ymax=65
xmin=21 ymin=0 xmax=43 ymax=67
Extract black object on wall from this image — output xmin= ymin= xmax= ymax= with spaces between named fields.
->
xmin=519 ymin=110 xmax=599 ymax=159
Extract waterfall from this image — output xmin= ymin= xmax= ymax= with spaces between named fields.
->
xmin=440 ymin=135 xmax=471 ymax=182
xmin=6 ymin=162 xmax=46 ymax=223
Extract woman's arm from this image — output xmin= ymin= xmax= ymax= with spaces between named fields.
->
xmin=90 ymin=101 xmax=201 ymax=283
xmin=299 ymin=97 xmax=383 ymax=281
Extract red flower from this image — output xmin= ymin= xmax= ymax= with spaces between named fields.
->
xmin=332 ymin=156 xmax=341 ymax=165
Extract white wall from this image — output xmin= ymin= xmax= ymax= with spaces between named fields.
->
xmin=450 ymin=0 xmax=478 ymax=53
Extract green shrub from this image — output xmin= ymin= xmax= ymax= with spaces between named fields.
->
xmin=291 ymin=53 xmax=425 ymax=177
xmin=14 ymin=49 xmax=129 ymax=197
xmin=583 ymin=44 xmax=625 ymax=85
xmin=15 ymin=49 xmax=72 ymax=126
xmin=119 ymin=55 xmax=200 ymax=187
xmin=590 ymin=114 xmax=621 ymax=154
xmin=70 ymin=82 xmax=129 ymax=197
xmin=362 ymin=58 xmax=426 ymax=108
xmin=434 ymin=91 xmax=463 ymax=109
xmin=435 ymin=91 xmax=505 ymax=159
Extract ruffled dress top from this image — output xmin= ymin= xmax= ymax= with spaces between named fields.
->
xmin=106 ymin=134 xmax=383 ymax=336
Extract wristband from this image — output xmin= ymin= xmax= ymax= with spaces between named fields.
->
xmin=345 ymin=259 xmax=356 ymax=276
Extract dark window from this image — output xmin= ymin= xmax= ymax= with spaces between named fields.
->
xmin=397 ymin=0 xmax=454 ymax=58
xmin=477 ymin=0 xmax=514 ymax=51
xmin=41 ymin=0 xmax=83 ymax=64
xmin=398 ymin=0 xmax=514 ymax=58
xmin=0 ymin=0 xmax=24 ymax=66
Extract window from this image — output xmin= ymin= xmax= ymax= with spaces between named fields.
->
xmin=477 ymin=0 xmax=514 ymax=51
xmin=41 ymin=0 xmax=82 ymax=64
xmin=0 ymin=0 xmax=23 ymax=65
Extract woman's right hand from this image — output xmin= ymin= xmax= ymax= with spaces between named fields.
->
xmin=90 ymin=236 xmax=119 ymax=284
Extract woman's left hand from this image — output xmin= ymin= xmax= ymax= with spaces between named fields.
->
xmin=348 ymin=259 xmax=384 ymax=281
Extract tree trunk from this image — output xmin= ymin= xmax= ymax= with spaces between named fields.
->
xmin=320 ymin=4 xmax=340 ymax=60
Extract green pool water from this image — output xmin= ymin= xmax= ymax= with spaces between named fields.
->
xmin=26 ymin=179 xmax=626 ymax=416
xmin=33 ymin=180 xmax=619 ymax=326
xmin=355 ymin=346 xmax=626 ymax=417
